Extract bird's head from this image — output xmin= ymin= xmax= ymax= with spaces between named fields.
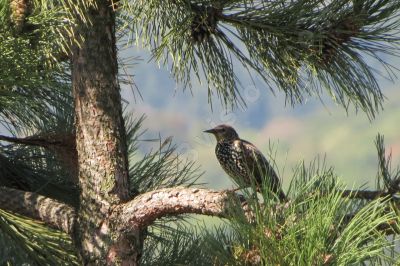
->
xmin=204 ymin=124 xmax=239 ymax=142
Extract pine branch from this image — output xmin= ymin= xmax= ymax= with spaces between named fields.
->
xmin=0 ymin=187 xmax=76 ymax=234
xmin=343 ymin=211 xmax=400 ymax=237
xmin=122 ymin=0 xmax=400 ymax=116
xmin=342 ymin=189 xmax=386 ymax=200
xmin=0 ymin=133 xmax=79 ymax=184
xmin=0 ymin=209 xmax=79 ymax=265
xmin=339 ymin=135 xmax=400 ymax=201
xmin=0 ymin=134 xmax=74 ymax=148
xmin=341 ymin=187 xmax=400 ymax=200
xmin=115 ymin=188 xmax=239 ymax=229
xmin=115 ymin=185 xmax=400 ymax=232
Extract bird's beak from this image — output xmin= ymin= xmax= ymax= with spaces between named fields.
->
xmin=203 ymin=128 xmax=216 ymax=134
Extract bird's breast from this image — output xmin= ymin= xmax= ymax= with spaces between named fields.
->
xmin=215 ymin=141 xmax=247 ymax=181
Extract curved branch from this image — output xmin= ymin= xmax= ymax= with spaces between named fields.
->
xmin=115 ymin=187 xmax=237 ymax=229
xmin=115 ymin=186 xmax=400 ymax=231
xmin=0 ymin=187 xmax=76 ymax=234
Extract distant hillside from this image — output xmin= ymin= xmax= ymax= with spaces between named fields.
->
xmin=123 ymin=48 xmax=400 ymax=191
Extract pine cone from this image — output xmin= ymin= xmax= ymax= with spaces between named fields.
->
xmin=190 ymin=6 xmax=222 ymax=43
xmin=9 ymin=0 xmax=32 ymax=32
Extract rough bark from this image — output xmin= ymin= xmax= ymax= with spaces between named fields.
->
xmin=0 ymin=187 xmax=239 ymax=237
xmin=0 ymin=187 xmax=76 ymax=234
xmin=71 ymin=0 xmax=139 ymax=264
xmin=114 ymin=188 xmax=237 ymax=230
xmin=3 ymin=183 xmax=399 ymax=265
xmin=3 ymin=185 xmax=398 ymax=235
xmin=0 ymin=185 xmax=242 ymax=228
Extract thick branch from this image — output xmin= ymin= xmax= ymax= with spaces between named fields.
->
xmin=117 ymin=187 xmax=395 ymax=230
xmin=0 ymin=187 xmax=76 ymax=234
xmin=116 ymin=187 xmax=237 ymax=229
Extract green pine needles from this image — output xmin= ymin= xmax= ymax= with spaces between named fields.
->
xmin=1 ymin=0 xmax=400 ymax=264
xmin=208 ymin=181 xmax=397 ymax=265
xmin=121 ymin=0 xmax=400 ymax=117
xmin=144 ymin=158 xmax=398 ymax=266
xmin=136 ymin=136 xmax=400 ymax=265
xmin=0 ymin=209 xmax=79 ymax=265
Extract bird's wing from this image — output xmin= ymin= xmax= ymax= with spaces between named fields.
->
xmin=240 ymin=139 xmax=281 ymax=191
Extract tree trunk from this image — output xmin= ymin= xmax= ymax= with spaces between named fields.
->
xmin=71 ymin=1 xmax=142 ymax=264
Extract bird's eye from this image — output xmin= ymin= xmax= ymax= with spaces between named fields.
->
xmin=221 ymin=128 xmax=226 ymax=132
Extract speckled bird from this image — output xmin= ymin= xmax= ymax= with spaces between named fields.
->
xmin=204 ymin=124 xmax=285 ymax=200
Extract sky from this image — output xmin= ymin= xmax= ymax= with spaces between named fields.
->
xmin=120 ymin=45 xmax=400 ymax=192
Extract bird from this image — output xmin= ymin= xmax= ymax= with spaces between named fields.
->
xmin=204 ymin=124 xmax=286 ymax=200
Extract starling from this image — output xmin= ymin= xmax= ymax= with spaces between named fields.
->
xmin=204 ymin=124 xmax=286 ymax=200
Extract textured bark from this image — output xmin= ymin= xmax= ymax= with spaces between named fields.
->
xmin=114 ymin=188 xmax=236 ymax=229
xmin=0 ymin=187 xmax=76 ymax=234
xmin=71 ymin=1 xmax=139 ymax=264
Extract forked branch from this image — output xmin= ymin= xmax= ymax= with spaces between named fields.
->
xmin=2 ymin=185 xmax=398 ymax=237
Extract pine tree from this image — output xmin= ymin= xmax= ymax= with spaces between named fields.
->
xmin=0 ymin=0 xmax=400 ymax=265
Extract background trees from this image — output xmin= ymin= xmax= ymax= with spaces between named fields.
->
xmin=1 ymin=0 xmax=400 ymax=265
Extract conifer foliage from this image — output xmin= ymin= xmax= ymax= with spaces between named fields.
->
xmin=0 ymin=0 xmax=400 ymax=264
